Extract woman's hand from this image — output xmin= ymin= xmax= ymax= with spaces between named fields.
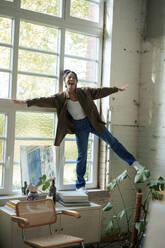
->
xmin=118 ymin=85 xmax=128 ymax=91
xmin=12 ymin=99 xmax=26 ymax=104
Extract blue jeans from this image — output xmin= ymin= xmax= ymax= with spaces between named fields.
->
xmin=73 ymin=117 xmax=136 ymax=189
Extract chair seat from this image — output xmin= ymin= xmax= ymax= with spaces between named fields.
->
xmin=24 ymin=233 xmax=84 ymax=248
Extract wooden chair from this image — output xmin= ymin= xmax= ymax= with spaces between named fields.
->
xmin=11 ymin=198 xmax=85 ymax=248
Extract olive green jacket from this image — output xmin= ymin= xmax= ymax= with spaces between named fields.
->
xmin=27 ymin=87 xmax=118 ymax=146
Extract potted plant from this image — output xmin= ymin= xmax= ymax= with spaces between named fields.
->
xmin=103 ymin=167 xmax=165 ymax=247
xmin=37 ymin=174 xmax=51 ymax=191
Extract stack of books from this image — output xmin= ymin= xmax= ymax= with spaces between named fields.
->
xmin=58 ymin=191 xmax=90 ymax=207
xmin=5 ymin=199 xmax=20 ymax=210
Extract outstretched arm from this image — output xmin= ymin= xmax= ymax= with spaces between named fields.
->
xmin=12 ymin=99 xmax=27 ymax=104
xmin=87 ymin=87 xmax=118 ymax=100
xmin=12 ymin=95 xmax=59 ymax=108
xmin=118 ymin=84 xmax=128 ymax=92
xmin=87 ymin=84 xmax=128 ymax=100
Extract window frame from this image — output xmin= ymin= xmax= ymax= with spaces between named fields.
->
xmin=0 ymin=0 xmax=104 ymax=194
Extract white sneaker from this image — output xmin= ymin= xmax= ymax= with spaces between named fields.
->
xmin=76 ymin=187 xmax=86 ymax=192
xmin=132 ymin=161 xmax=144 ymax=171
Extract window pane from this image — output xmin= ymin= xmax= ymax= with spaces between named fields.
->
xmin=65 ymin=31 xmax=98 ymax=59
xmin=19 ymin=22 xmax=58 ymax=52
xmin=0 ymin=165 xmax=2 ymax=187
xmin=0 ymin=72 xmax=10 ymax=98
xmin=78 ymin=81 xmax=96 ymax=88
xmin=14 ymin=112 xmax=54 ymax=189
xmin=64 ymin=162 xmax=92 ymax=184
xmin=14 ymin=140 xmax=53 ymax=162
xmin=15 ymin=112 xmax=54 ymax=138
xmin=64 ymin=140 xmax=77 ymax=161
xmin=0 ymin=114 xmax=5 ymax=164
xmin=0 ymin=114 xmax=5 ymax=136
xmin=64 ymin=163 xmax=76 ymax=184
xmin=0 ymin=17 xmax=12 ymax=44
xmin=13 ymin=141 xmax=53 ymax=190
xmin=64 ymin=139 xmax=93 ymax=161
xmin=17 ymin=74 xmax=56 ymax=99
xmin=0 ymin=47 xmax=10 ymax=69
xmin=65 ymin=57 xmax=96 ymax=82
xmin=13 ymin=164 xmax=21 ymax=190
xmin=18 ymin=50 xmax=57 ymax=75
xmin=70 ymin=0 xmax=99 ymax=23
xmin=84 ymin=162 xmax=92 ymax=182
xmin=21 ymin=0 xmax=60 ymax=17
xmin=0 ymin=140 xmax=4 ymax=162
xmin=87 ymin=140 xmax=93 ymax=160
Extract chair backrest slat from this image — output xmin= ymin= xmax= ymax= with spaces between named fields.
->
xmin=15 ymin=199 xmax=57 ymax=228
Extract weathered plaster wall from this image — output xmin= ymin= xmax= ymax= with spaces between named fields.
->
xmin=139 ymin=0 xmax=165 ymax=177
xmin=100 ymin=0 xmax=146 ymax=236
xmin=109 ymin=0 xmax=145 ymax=172
xmin=145 ymin=0 xmax=165 ymax=39
xmin=94 ymin=0 xmax=165 ymax=239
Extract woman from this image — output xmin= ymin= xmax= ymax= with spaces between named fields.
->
xmin=13 ymin=70 xmax=142 ymax=191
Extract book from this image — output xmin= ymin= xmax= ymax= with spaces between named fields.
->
xmin=58 ymin=191 xmax=89 ymax=207
xmin=58 ymin=191 xmax=88 ymax=202
xmin=5 ymin=199 xmax=20 ymax=210
xmin=59 ymin=199 xmax=90 ymax=207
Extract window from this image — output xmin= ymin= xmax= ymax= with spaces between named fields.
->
xmin=21 ymin=0 xmax=61 ymax=17
xmin=0 ymin=113 xmax=7 ymax=187
xmin=0 ymin=0 xmax=104 ymax=194
xmin=13 ymin=112 xmax=54 ymax=190
xmin=70 ymin=0 xmax=99 ymax=23
xmin=61 ymin=133 xmax=98 ymax=190
xmin=18 ymin=21 xmax=58 ymax=99
xmin=0 ymin=17 xmax=12 ymax=98
xmin=60 ymin=30 xmax=99 ymax=190
xmin=64 ymin=31 xmax=98 ymax=84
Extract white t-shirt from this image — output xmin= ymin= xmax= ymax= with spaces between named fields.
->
xmin=67 ymin=99 xmax=86 ymax=120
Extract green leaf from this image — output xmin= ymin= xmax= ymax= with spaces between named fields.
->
xmin=104 ymin=220 xmax=114 ymax=235
xmin=135 ymin=221 xmax=145 ymax=234
xmin=118 ymin=209 xmax=126 ymax=220
xmin=145 ymin=169 xmax=150 ymax=178
xmin=134 ymin=173 xmax=144 ymax=184
xmin=103 ymin=202 xmax=113 ymax=212
xmin=152 ymin=191 xmax=163 ymax=200
xmin=116 ymin=170 xmax=128 ymax=183
xmin=37 ymin=180 xmax=43 ymax=186
xmin=134 ymin=168 xmax=150 ymax=183
xmin=107 ymin=179 xmax=117 ymax=191
xmin=148 ymin=177 xmax=165 ymax=191
xmin=37 ymin=174 xmax=47 ymax=186
xmin=42 ymin=182 xmax=50 ymax=191
xmin=42 ymin=174 xmax=47 ymax=181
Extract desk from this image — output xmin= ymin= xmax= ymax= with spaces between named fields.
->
xmin=0 ymin=202 xmax=102 ymax=248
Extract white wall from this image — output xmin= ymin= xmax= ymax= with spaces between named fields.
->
xmin=101 ymin=0 xmax=146 ymax=235
xmin=109 ymin=0 xmax=145 ymax=173
xmin=101 ymin=0 xmax=165 ymax=237
xmin=139 ymin=0 xmax=165 ymax=177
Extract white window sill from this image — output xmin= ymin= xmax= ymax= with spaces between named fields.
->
xmin=0 ymin=189 xmax=108 ymax=206
xmin=0 ymin=193 xmax=47 ymax=206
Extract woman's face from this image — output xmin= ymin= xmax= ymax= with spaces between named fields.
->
xmin=64 ymin=72 xmax=77 ymax=92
